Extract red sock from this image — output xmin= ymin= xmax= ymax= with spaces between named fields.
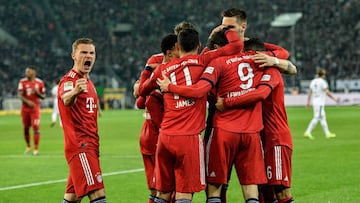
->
xmin=33 ymin=132 xmax=40 ymax=150
xmin=24 ymin=128 xmax=30 ymax=147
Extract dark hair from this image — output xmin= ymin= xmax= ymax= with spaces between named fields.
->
xmin=222 ymin=8 xmax=247 ymax=23
xmin=244 ymin=38 xmax=266 ymax=52
xmin=178 ymin=28 xmax=199 ymax=52
xmin=207 ymin=30 xmax=228 ymax=50
xmin=174 ymin=21 xmax=196 ymax=35
xmin=161 ymin=34 xmax=177 ymax=55
xmin=27 ymin=65 xmax=37 ymax=71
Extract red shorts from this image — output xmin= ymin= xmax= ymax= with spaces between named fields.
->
xmin=155 ymin=133 xmax=206 ymax=193
xmin=264 ymin=145 xmax=292 ymax=187
xmin=142 ymin=154 xmax=156 ymax=189
xmin=66 ymin=152 xmax=105 ymax=198
xmin=206 ymin=128 xmax=267 ymax=185
xmin=21 ymin=109 xmax=40 ymax=130
xmin=139 ymin=119 xmax=159 ymax=155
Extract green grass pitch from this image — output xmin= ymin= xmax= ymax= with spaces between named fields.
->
xmin=0 ymin=106 xmax=359 ymax=202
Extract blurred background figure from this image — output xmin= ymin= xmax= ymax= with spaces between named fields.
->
xmin=17 ymin=66 xmax=46 ymax=155
xmin=50 ymin=79 xmax=61 ymax=127
xmin=304 ymin=68 xmax=338 ymax=139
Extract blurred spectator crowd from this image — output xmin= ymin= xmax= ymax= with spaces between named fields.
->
xmin=0 ymin=0 xmax=359 ymax=98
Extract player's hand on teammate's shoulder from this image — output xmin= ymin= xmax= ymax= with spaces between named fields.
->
xmin=156 ymin=74 xmax=171 ymax=92
xmin=252 ymin=53 xmax=276 ymax=68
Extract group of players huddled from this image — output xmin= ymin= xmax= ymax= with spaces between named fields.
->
xmin=133 ymin=7 xmax=297 ymax=203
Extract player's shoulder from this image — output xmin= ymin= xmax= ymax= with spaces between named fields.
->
xmin=35 ymin=78 xmax=44 ymax=83
xmin=62 ymin=69 xmax=79 ymax=80
xmin=19 ymin=77 xmax=28 ymax=82
xmin=146 ymin=53 xmax=164 ymax=65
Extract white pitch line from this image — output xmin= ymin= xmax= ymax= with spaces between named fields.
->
xmin=0 ymin=168 xmax=144 ymax=191
xmin=0 ymin=154 xmax=140 ymax=159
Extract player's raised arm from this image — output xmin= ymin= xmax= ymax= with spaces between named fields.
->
xmin=202 ymin=27 xmax=243 ymax=65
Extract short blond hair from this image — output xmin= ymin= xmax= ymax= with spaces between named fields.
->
xmin=72 ymin=38 xmax=94 ymax=53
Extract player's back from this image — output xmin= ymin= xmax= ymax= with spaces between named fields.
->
xmin=160 ymin=55 xmax=207 ymax=136
xmin=212 ymin=52 xmax=264 ymax=133
xmin=261 ymin=68 xmax=292 ymax=149
xmin=310 ymin=77 xmax=328 ymax=105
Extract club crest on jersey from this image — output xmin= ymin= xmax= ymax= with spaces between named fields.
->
xmin=64 ymin=81 xmax=73 ymax=91
xmin=260 ymin=74 xmax=271 ymax=81
xmin=95 ymin=172 xmax=103 ymax=183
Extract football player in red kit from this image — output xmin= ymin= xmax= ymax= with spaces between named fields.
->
xmin=17 ymin=65 xmax=45 ymax=156
xmin=58 ymin=38 xmax=106 ymax=203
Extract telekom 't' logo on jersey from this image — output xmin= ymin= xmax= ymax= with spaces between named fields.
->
xmin=86 ymin=97 xmax=96 ymax=113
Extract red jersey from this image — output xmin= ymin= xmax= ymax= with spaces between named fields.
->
xmin=146 ymin=53 xmax=164 ymax=66
xmin=259 ymin=68 xmax=293 ymax=150
xmin=17 ymin=77 xmax=45 ymax=111
xmin=155 ymin=55 xmax=209 ymax=135
xmin=58 ymin=69 xmax=100 ymax=162
xmin=205 ymin=52 xmax=264 ymax=133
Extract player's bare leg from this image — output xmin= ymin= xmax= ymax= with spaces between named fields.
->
xmin=88 ymin=188 xmax=106 ymax=202
xmin=156 ymin=191 xmax=172 ymax=202
xmin=241 ymin=184 xmax=260 ymax=203
xmin=175 ymin=192 xmax=193 ymax=202
xmin=206 ymin=183 xmax=222 ymax=202
xmin=63 ymin=193 xmax=82 ymax=203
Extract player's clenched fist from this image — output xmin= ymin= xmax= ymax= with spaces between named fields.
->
xmin=75 ymin=78 xmax=87 ymax=93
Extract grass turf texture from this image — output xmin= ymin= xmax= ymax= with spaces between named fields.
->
xmin=0 ymin=106 xmax=359 ymax=202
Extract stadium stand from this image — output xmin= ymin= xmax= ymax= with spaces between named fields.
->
xmin=0 ymin=0 xmax=359 ymax=108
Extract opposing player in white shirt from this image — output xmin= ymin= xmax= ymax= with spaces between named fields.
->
xmin=304 ymin=68 xmax=338 ymax=139
xmin=50 ymin=80 xmax=61 ymax=127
